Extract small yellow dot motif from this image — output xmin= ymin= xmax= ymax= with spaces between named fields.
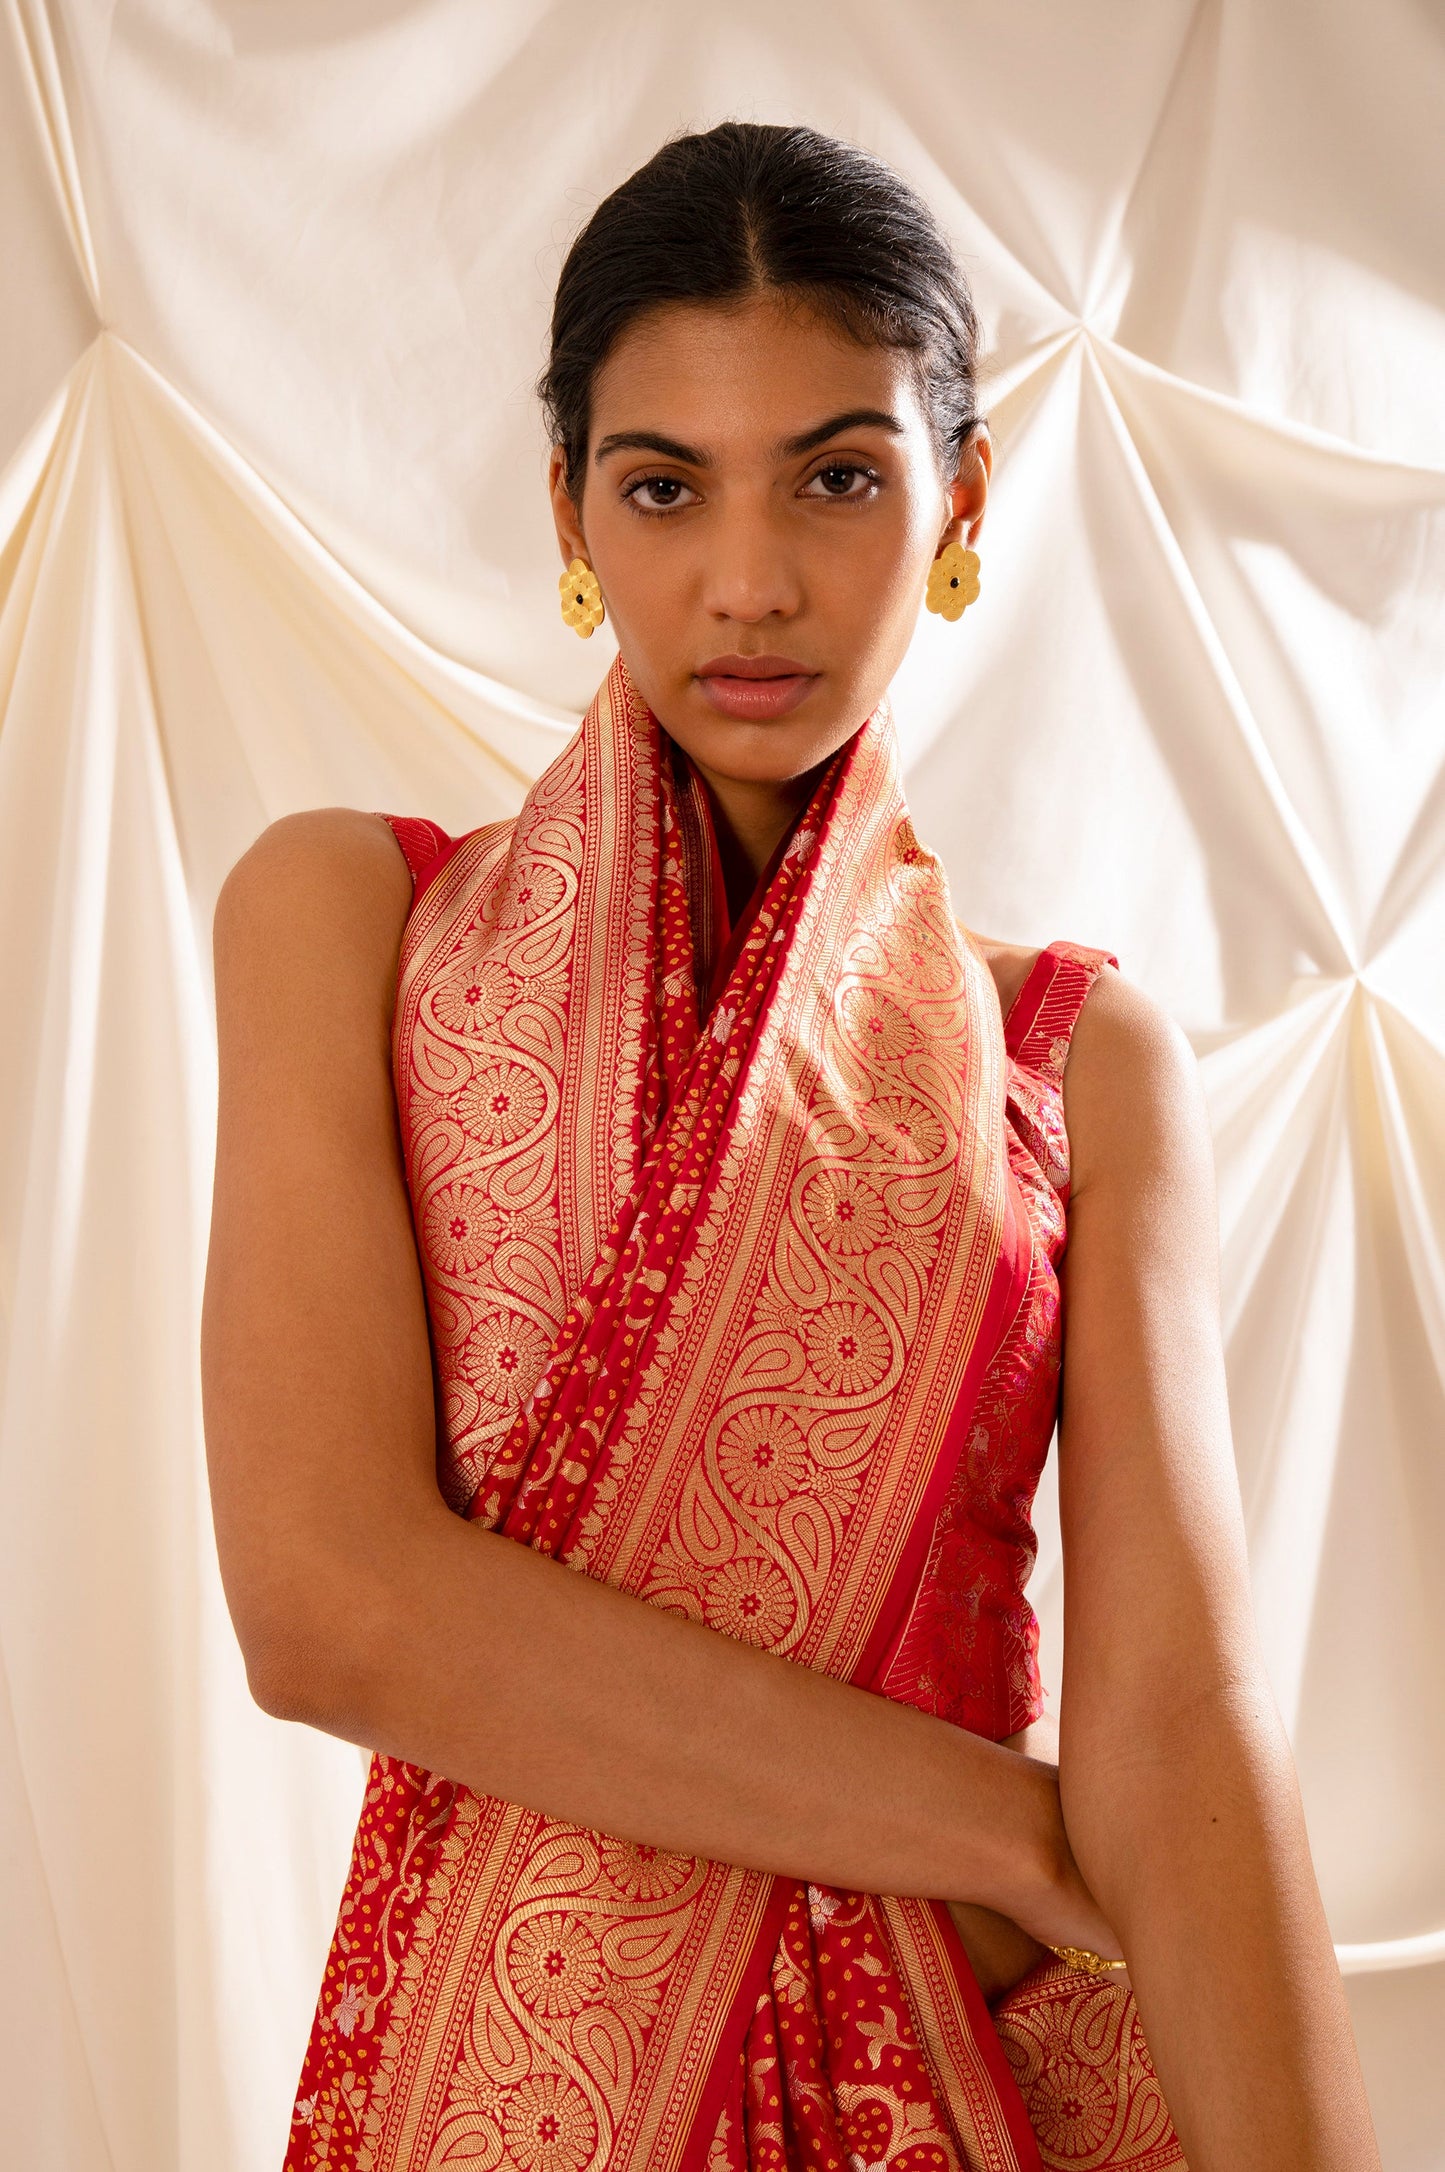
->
xmin=559 ymin=555 xmax=605 ymax=637
xmin=924 ymin=541 xmax=981 ymax=620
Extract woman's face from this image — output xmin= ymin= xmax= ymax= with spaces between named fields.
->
xmin=548 ymin=288 xmax=990 ymax=792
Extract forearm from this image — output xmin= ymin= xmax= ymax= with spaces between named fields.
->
xmin=1063 ymin=1683 xmax=1381 ymax=2172
xmin=262 ymin=1498 xmax=1081 ymax=1931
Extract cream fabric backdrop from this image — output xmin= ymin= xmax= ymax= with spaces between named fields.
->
xmin=2 ymin=2 xmax=1442 ymax=2166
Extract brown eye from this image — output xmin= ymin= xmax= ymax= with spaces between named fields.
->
xmin=805 ymin=462 xmax=879 ymax=500
xmin=622 ymin=474 xmax=697 ymax=516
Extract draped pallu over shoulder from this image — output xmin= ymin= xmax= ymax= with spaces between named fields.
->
xmin=287 ymin=650 xmax=1053 ymax=2170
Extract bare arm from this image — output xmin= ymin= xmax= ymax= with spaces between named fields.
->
xmin=1055 ymin=967 xmax=1380 ymax=2169
xmin=202 ymin=809 xmax=1111 ymax=1954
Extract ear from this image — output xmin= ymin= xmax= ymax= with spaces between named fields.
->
xmin=548 ymin=445 xmax=589 ymax=566
xmin=937 ymin=426 xmax=992 ymax=552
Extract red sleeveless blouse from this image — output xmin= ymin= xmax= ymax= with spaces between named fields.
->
xmin=877 ymin=937 xmax=1116 ymax=1744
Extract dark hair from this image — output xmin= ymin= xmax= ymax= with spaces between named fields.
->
xmin=536 ymin=119 xmax=983 ymax=509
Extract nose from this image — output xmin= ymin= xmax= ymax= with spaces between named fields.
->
xmin=699 ymin=500 xmax=803 ymax=623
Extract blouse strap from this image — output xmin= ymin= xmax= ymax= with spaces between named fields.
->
xmin=1004 ymin=939 xmax=1120 ymax=1085
xmin=375 ymin=812 xmax=458 ymax=902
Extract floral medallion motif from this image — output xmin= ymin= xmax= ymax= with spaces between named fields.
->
xmin=423 ymin=1181 xmax=503 ymax=1277
xmin=893 ymin=937 xmax=957 ymax=994
xmin=506 ymin=1912 xmax=606 ymax=2019
xmin=803 ymin=1301 xmax=893 ymax=1395
xmin=463 ymin=1307 xmax=552 ymax=1412
xmin=714 ymin=1405 xmax=811 ymax=1506
xmin=1029 ymin=2056 xmax=1117 ymax=2155
xmin=860 ymin=1093 xmax=948 ymax=1167
xmin=704 ymin=1555 xmax=797 ymax=1646
xmin=838 ymin=982 xmax=920 ymax=1062
xmin=458 ymin=1059 xmax=550 ymax=1147
xmin=499 ymin=857 xmax=569 ymax=926
xmin=500 ymin=2072 xmax=597 ymax=2172
xmin=799 ymin=1168 xmax=889 ymax=1256
xmin=430 ymin=956 xmax=518 ymax=1037
xmin=597 ymin=1834 xmax=699 ymax=1902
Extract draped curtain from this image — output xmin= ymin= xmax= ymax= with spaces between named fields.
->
xmin=1 ymin=3 xmax=1441 ymax=2166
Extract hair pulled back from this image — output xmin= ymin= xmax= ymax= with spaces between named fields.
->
xmin=536 ymin=120 xmax=983 ymax=511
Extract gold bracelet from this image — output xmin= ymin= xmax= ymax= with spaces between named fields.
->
xmin=1044 ymin=1942 xmax=1128 ymax=1976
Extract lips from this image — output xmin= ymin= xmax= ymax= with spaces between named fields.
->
xmin=696 ymin=653 xmax=816 ymax=679
xmin=694 ymin=655 xmax=821 ymax=721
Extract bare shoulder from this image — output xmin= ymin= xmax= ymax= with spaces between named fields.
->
xmin=1062 ymin=962 xmax=1213 ymax=1205
xmin=213 ymin=809 xmax=414 ymax=1065
xmin=217 ymin=808 xmax=411 ymax=945
xmin=215 ymin=806 xmax=411 ymax=983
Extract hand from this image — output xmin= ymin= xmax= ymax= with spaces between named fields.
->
xmin=945 ymin=1897 xmax=1053 ymax=2003
xmin=946 ymin=1711 xmax=1126 ymax=2003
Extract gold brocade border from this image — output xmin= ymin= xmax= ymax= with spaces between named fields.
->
xmin=878 ymin=1895 xmax=1034 ymax=2172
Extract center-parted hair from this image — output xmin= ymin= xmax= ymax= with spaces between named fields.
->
xmin=536 ymin=119 xmax=983 ymax=509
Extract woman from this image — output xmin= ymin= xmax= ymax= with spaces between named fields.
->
xmin=202 ymin=122 xmax=1381 ymax=2170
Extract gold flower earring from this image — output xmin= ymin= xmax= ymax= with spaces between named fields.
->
xmin=925 ymin=540 xmax=981 ymax=621
xmin=559 ymin=556 xmax=605 ymax=638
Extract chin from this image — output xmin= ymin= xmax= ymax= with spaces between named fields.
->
xmin=677 ymin=725 xmax=843 ymax=790
xmin=668 ymin=689 xmax=862 ymax=787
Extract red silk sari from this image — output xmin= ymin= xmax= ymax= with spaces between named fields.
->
xmin=284 ymin=651 xmax=1184 ymax=2171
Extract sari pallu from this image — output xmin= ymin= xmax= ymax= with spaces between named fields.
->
xmin=284 ymin=651 xmax=1179 ymax=2171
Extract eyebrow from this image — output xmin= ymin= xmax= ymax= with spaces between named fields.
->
xmin=591 ymin=407 xmax=907 ymax=467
